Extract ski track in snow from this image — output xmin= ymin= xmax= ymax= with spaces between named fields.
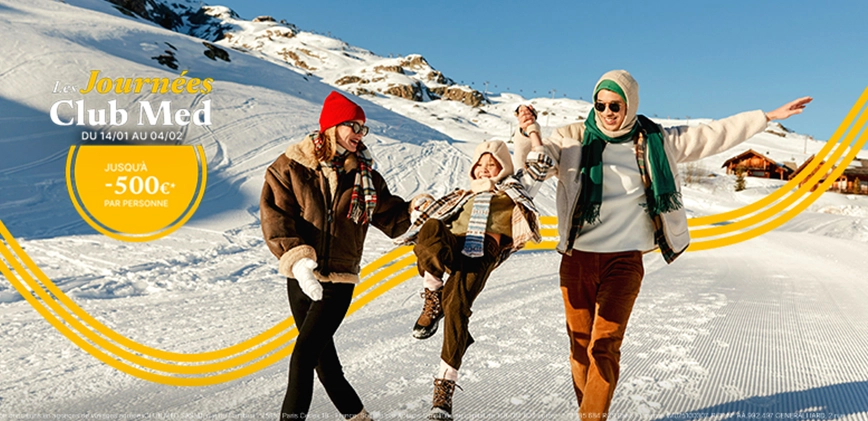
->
xmin=3 ymin=236 xmax=868 ymax=420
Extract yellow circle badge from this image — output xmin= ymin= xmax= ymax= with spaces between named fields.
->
xmin=66 ymin=145 xmax=207 ymax=241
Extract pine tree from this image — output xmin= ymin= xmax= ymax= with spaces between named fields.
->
xmin=735 ymin=165 xmax=747 ymax=192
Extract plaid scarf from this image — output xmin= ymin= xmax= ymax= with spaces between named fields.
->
xmin=316 ymin=134 xmax=377 ymax=225
xmin=634 ymin=130 xmax=684 ymax=263
xmin=322 ymin=149 xmax=350 ymax=173
xmin=347 ymin=143 xmax=377 ymax=224
xmin=311 ymin=131 xmax=333 ymax=163
xmin=396 ymin=172 xmax=541 ymax=263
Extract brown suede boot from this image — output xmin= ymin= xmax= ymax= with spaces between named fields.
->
xmin=428 ymin=378 xmax=458 ymax=420
xmin=413 ymin=288 xmax=443 ymax=339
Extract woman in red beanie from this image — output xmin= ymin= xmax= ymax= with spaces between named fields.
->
xmin=261 ymin=91 xmax=420 ymax=421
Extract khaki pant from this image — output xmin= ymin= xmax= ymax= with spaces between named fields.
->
xmin=414 ymin=219 xmax=502 ymax=370
xmin=560 ymin=250 xmax=644 ymax=419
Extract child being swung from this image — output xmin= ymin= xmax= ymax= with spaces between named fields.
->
xmin=395 ymin=128 xmax=551 ymax=421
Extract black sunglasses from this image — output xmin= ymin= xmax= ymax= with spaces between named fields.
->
xmin=339 ymin=121 xmax=369 ymax=136
xmin=594 ymin=102 xmax=622 ymax=113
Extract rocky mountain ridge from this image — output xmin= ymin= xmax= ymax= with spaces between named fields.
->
xmin=109 ymin=0 xmax=488 ymax=107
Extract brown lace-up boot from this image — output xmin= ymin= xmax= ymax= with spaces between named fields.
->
xmin=428 ymin=378 xmax=458 ymax=420
xmin=412 ymin=288 xmax=443 ymax=339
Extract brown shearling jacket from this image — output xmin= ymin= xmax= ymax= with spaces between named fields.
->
xmin=261 ymin=135 xmax=412 ymax=284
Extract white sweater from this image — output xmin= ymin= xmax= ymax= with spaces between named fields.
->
xmin=512 ymin=110 xmax=769 ymax=262
xmin=573 ymin=141 xmax=655 ymax=253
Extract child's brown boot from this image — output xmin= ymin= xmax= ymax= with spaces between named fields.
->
xmin=413 ymin=287 xmax=443 ymax=339
xmin=428 ymin=378 xmax=458 ymax=420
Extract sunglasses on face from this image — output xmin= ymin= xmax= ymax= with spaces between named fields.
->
xmin=339 ymin=121 xmax=369 ymax=136
xmin=594 ymin=102 xmax=622 ymax=113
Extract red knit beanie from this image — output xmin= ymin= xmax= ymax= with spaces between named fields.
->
xmin=319 ymin=91 xmax=366 ymax=132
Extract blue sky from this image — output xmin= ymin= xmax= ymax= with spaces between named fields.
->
xmin=214 ymin=1 xmax=867 ymax=143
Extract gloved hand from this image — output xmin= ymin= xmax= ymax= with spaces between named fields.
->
xmin=292 ymin=258 xmax=322 ymax=301
xmin=410 ymin=194 xmax=435 ymax=224
xmin=410 ymin=208 xmax=424 ymax=224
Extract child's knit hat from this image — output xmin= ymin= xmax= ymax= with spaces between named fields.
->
xmin=470 ymin=140 xmax=513 ymax=183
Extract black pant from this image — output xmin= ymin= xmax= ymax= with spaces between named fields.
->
xmin=281 ymin=278 xmax=363 ymax=420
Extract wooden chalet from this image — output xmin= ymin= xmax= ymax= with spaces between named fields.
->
xmin=832 ymin=158 xmax=868 ymax=194
xmin=721 ymin=149 xmax=792 ymax=180
xmin=793 ymin=154 xmax=829 ymax=190
xmin=792 ymin=155 xmax=868 ymax=195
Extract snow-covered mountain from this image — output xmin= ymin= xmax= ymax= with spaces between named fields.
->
xmin=104 ymin=0 xmax=488 ymax=108
xmin=2 ymin=0 xmax=868 ymax=419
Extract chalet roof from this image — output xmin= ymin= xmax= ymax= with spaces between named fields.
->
xmin=797 ymin=155 xmax=868 ymax=178
xmin=843 ymin=158 xmax=868 ymax=177
xmin=721 ymin=149 xmax=792 ymax=171
xmin=846 ymin=158 xmax=868 ymax=169
xmin=795 ymin=154 xmax=819 ymax=174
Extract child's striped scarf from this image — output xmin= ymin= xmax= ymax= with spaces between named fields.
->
xmin=395 ymin=173 xmax=541 ymax=263
xmin=461 ymin=192 xmax=493 ymax=258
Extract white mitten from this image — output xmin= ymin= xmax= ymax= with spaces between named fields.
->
xmin=411 ymin=193 xmax=434 ymax=211
xmin=410 ymin=194 xmax=435 ymax=224
xmin=410 ymin=209 xmax=422 ymax=225
xmin=292 ymin=258 xmax=323 ymax=301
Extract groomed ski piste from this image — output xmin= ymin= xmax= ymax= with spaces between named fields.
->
xmin=2 ymin=0 xmax=868 ymax=420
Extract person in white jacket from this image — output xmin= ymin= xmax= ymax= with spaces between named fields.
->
xmin=512 ymin=69 xmax=810 ymax=419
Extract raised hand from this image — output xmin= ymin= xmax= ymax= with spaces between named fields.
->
xmin=515 ymin=105 xmax=538 ymax=130
xmin=766 ymin=97 xmax=812 ymax=121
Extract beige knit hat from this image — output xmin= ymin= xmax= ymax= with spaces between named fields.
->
xmin=469 ymin=140 xmax=514 ymax=182
xmin=593 ymin=69 xmax=640 ymax=138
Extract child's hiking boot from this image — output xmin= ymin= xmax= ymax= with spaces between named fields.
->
xmin=413 ymin=288 xmax=443 ymax=339
xmin=428 ymin=378 xmax=458 ymax=420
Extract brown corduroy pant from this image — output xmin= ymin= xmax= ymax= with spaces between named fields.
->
xmin=414 ymin=219 xmax=502 ymax=370
xmin=560 ymin=249 xmax=644 ymax=420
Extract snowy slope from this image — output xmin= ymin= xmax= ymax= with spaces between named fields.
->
xmin=1 ymin=0 xmax=868 ymax=419
xmin=3 ymin=236 xmax=868 ymax=420
xmin=0 ymin=0 xmax=458 ymax=236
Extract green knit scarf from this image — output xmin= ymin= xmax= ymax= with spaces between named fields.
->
xmin=576 ymin=111 xmax=682 ymax=225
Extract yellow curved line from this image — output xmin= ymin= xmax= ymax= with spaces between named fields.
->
xmin=0 ymin=239 xmax=297 ymax=374
xmin=690 ymin=105 xmax=868 ymax=238
xmin=0 ymin=221 xmax=422 ymax=383
xmin=0 ymin=253 xmax=298 ymax=385
xmin=0 ymin=221 xmax=298 ymax=362
xmin=687 ymin=88 xmax=868 ymax=227
xmin=355 ymin=248 xmax=415 ymax=296
xmin=65 ymin=146 xmax=209 ymax=242
xmin=689 ymin=126 xmax=868 ymax=250
xmin=2 ymin=89 xmax=865 ymax=383
xmin=0 ymin=221 xmax=420 ymax=363
xmin=360 ymin=246 xmax=413 ymax=278
xmin=349 ymin=265 xmax=419 ymax=315
xmin=0 ymin=237 xmax=418 ymax=385
xmin=0 ymin=223 xmax=418 ymax=369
